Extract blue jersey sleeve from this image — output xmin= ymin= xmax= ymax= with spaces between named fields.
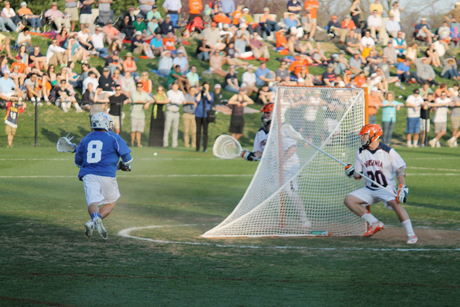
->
xmin=113 ymin=134 xmax=131 ymax=157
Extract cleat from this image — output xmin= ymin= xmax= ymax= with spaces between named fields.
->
xmin=84 ymin=220 xmax=94 ymax=238
xmin=363 ymin=221 xmax=385 ymax=237
xmin=447 ymin=139 xmax=455 ymax=148
xmin=407 ymin=235 xmax=418 ymax=244
xmin=428 ymin=139 xmax=436 ymax=148
xmin=94 ymin=217 xmax=107 ymax=239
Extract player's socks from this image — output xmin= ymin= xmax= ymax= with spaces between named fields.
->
xmin=401 ymin=219 xmax=415 ymax=237
xmin=407 ymin=140 xmax=412 ymax=147
xmin=91 ymin=212 xmax=102 ymax=222
xmin=413 ymin=140 xmax=418 ymax=146
xmin=361 ymin=212 xmax=379 ymax=225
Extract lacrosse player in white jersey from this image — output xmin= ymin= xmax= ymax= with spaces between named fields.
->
xmin=75 ymin=112 xmax=133 ymax=240
xmin=344 ymin=124 xmax=417 ymax=244
xmin=242 ymin=102 xmax=311 ymax=228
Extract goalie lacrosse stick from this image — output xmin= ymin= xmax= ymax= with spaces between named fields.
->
xmin=57 ymin=133 xmax=77 ymax=153
xmin=281 ymin=124 xmax=397 ymax=197
xmin=213 ymin=134 xmax=244 ymax=159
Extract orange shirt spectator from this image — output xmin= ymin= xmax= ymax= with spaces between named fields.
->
xmin=18 ymin=7 xmax=34 ymax=17
xmin=355 ymin=75 xmax=366 ymax=87
xmin=214 ymin=13 xmax=231 ymax=24
xmin=163 ymin=37 xmax=176 ymax=50
xmin=275 ymin=31 xmax=287 ymax=48
xmin=189 ymin=0 xmax=203 ymax=15
xmin=342 ymin=19 xmax=357 ymax=30
xmin=233 ymin=9 xmax=242 ymax=25
xmin=11 ymin=62 xmax=27 ymax=74
xmin=434 ymin=87 xmax=450 ymax=98
xmin=304 ymin=0 xmax=319 ymax=19
xmin=289 ymin=59 xmax=309 ymax=76
xmin=259 ymin=14 xmax=275 ymax=23
xmin=368 ymin=94 xmax=383 ymax=116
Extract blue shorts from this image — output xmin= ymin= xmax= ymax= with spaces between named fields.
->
xmin=406 ymin=117 xmax=420 ymax=134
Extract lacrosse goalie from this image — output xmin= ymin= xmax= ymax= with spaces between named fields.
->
xmin=344 ymin=124 xmax=417 ymax=244
xmin=73 ymin=112 xmax=133 ymax=239
xmin=242 ymin=103 xmax=311 ymax=228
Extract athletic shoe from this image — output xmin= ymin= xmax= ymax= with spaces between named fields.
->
xmin=447 ymin=139 xmax=455 ymax=148
xmin=85 ymin=220 xmax=94 ymax=238
xmin=406 ymin=235 xmax=418 ymax=244
xmin=428 ymin=138 xmax=437 ymax=148
xmin=436 ymin=142 xmax=441 ymax=148
xmin=455 ymin=141 xmax=458 ymax=147
xmin=94 ymin=217 xmax=107 ymax=239
xmin=37 ymin=102 xmax=43 ymax=107
xmin=363 ymin=221 xmax=385 ymax=237
xmin=407 ymin=144 xmax=413 ymax=148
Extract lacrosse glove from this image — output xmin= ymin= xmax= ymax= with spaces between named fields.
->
xmin=118 ymin=161 xmax=131 ymax=172
xmin=397 ymin=185 xmax=409 ymax=204
xmin=345 ymin=164 xmax=355 ymax=178
xmin=241 ymin=148 xmax=259 ymax=162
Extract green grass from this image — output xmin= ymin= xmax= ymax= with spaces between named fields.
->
xmin=1 ymin=147 xmax=459 ymax=306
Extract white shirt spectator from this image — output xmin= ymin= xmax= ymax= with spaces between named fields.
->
xmin=46 ymin=45 xmax=66 ymax=64
xmin=77 ymin=31 xmax=90 ymax=43
xmin=367 ymin=15 xmax=382 ymax=28
xmin=389 ymin=8 xmax=401 ymax=23
xmin=438 ymin=26 xmax=451 ymax=40
xmin=172 ymin=56 xmax=189 ymax=72
xmin=83 ymin=77 xmax=99 ymax=94
xmin=241 ymin=71 xmax=256 ymax=87
xmin=163 ymin=0 xmax=182 ymax=11
xmin=405 ymin=95 xmax=424 ymax=118
xmin=166 ymin=89 xmax=185 ymax=112
xmin=2 ymin=7 xmax=16 ymax=18
xmin=361 ymin=36 xmax=375 ymax=46
xmin=385 ymin=19 xmax=401 ymax=34
xmin=433 ymin=97 xmax=451 ymax=123
xmin=92 ymin=32 xmax=105 ymax=49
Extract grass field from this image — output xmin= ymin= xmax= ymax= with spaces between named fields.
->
xmin=1 ymin=146 xmax=460 ymax=306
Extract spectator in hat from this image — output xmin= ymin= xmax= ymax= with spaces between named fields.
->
xmin=341 ymin=15 xmax=360 ymax=40
xmin=160 ymin=14 xmax=175 ymax=36
xmin=45 ymin=2 xmax=71 ymax=32
xmin=285 ymin=13 xmax=303 ymax=38
xmin=321 ymin=64 xmax=337 ymax=86
xmin=382 ymin=40 xmax=397 ymax=64
xmin=104 ymin=19 xmax=125 ymax=49
xmin=301 ymin=10 xmax=315 ymax=41
xmin=385 ymin=14 xmax=402 ymax=39
xmin=132 ymin=31 xmax=155 ymax=58
xmin=158 ymin=50 xmax=173 ymax=77
xmin=150 ymin=33 xmax=165 ymax=56
xmin=133 ymin=15 xmax=154 ymax=40
xmin=104 ymin=50 xmax=122 ymax=76
xmin=139 ymin=0 xmax=155 ymax=17
xmin=172 ymin=49 xmax=189 ymax=73
xmin=396 ymin=58 xmax=414 ymax=84
xmin=203 ymin=22 xmax=226 ymax=51
xmin=146 ymin=16 xmax=160 ymax=36
xmin=147 ymin=5 xmax=162 ymax=22
xmin=259 ymin=7 xmax=280 ymax=37
xmin=327 ymin=15 xmax=349 ymax=44
xmin=122 ymin=52 xmax=138 ymax=78
xmin=405 ymin=89 xmax=423 ymax=147
xmin=163 ymin=0 xmax=182 ymax=27
xmin=441 ymin=58 xmax=459 ymax=80
xmin=18 ymin=2 xmax=41 ymax=33
xmin=99 ymin=67 xmax=116 ymax=95
xmin=240 ymin=7 xmax=259 ymax=35
xmin=415 ymin=18 xmax=434 ymax=44
xmin=236 ymin=23 xmax=250 ymax=39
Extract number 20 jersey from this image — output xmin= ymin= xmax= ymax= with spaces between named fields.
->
xmin=75 ymin=130 xmax=131 ymax=179
xmin=354 ymin=143 xmax=406 ymax=191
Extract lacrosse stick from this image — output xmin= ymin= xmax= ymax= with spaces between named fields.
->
xmin=57 ymin=133 xmax=77 ymax=153
xmin=213 ymin=134 xmax=245 ymax=159
xmin=281 ymin=124 xmax=397 ymax=197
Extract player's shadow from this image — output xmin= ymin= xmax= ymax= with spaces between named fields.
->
xmin=77 ymin=125 xmax=91 ymax=137
xmin=41 ymin=128 xmax=61 ymax=144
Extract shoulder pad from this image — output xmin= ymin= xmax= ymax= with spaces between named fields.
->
xmin=377 ymin=143 xmax=391 ymax=153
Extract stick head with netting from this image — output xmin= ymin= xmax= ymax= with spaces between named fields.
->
xmin=213 ymin=134 xmax=243 ymax=159
xmin=57 ymin=134 xmax=77 ymax=153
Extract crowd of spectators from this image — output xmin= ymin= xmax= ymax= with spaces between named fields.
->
xmin=2 ymin=0 xmax=460 ymax=148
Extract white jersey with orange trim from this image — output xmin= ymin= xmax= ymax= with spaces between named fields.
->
xmin=354 ymin=143 xmax=406 ymax=191
xmin=253 ymin=127 xmax=269 ymax=154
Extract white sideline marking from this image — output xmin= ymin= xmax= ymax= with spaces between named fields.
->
xmin=0 ymin=174 xmax=254 ymax=179
xmin=407 ymin=167 xmax=460 ymax=172
xmin=118 ymin=225 xmax=460 ymax=252
xmin=0 ymin=158 xmax=220 ymax=161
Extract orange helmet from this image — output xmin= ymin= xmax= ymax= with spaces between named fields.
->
xmin=359 ymin=124 xmax=382 ymax=148
xmin=260 ymin=103 xmax=274 ymax=113
xmin=261 ymin=103 xmax=274 ymax=128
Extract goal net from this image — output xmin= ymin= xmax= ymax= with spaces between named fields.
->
xmin=202 ymin=86 xmax=367 ymax=238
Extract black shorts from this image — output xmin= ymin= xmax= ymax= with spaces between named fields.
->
xmin=229 ymin=116 xmax=245 ymax=134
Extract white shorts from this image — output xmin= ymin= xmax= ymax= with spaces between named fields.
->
xmin=4 ymin=91 xmax=15 ymax=97
xmin=349 ymin=186 xmax=396 ymax=210
xmin=83 ymin=174 xmax=120 ymax=206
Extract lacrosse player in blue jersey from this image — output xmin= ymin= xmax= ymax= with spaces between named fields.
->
xmin=75 ymin=112 xmax=133 ymax=240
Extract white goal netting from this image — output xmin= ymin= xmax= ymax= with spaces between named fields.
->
xmin=202 ymin=86 xmax=367 ymax=238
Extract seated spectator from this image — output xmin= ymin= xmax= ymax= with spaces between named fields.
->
xmin=24 ymin=73 xmax=42 ymax=104
xmin=224 ymin=65 xmax=240 ymax=94
xmin=120 ymin=71 xmax=136 ymax=96
xmin=354 ymin=71 xmax=366 ymax=87
xmin=369 ymin=73 xmax=385 ymax=92
xmin=119 ymin=15 xmax=135 ymax=40
xmin=16 ymin=27 xmax=32 ymax=49
xmin=349 ymin=52 xmax=365 ymax=74
xmin=150 ymin=33 xmax=165 ymax=56
xmin=104 ymin=20 xmax=125 ymax=50
xmin=406 ymin=42 xmax=418 ymax=62
xmin=67 ymin=35 xmax=90 ymax=64
xmin=0 ymin=32 xmax=14 ymax=60
xmin=186 ymin=66 xmax=200 ymax=88
xmin=275 ymin=29 xmax=288 ymax=53
xmin=162 ymin=32 xmax=188 ymax=57
xmin=286 ymin=32 xmax=310 ymax=55
xmin=122 ymin=52 xmax=138 ymax=79
xmin=232 ymin=4 xmax=243 ymax=27
xmin=249 ymin=32 xmax=270 ymax=61
xmin=132 ymin=31 xmax=155 ymax=58
xmin=301 ymin=10 xmax=315 ymax=41
xmin=385 ymin=14 xmax=402 ymax=39
xmin=82 ymin=71 xmax=99 ymax=94
xmin=378 ymin=55 xmax=402 ymax=89
xmin=289 ymin=54 xmax=311 ymax=77
xmin=425 ymin=43 xmax=441 ymax=68
xmin=241 ymin=65 xmax=258 ymax=96
xmin=367 ymin=10 xmax=382 ymax=42
xmin=343 ymin=31 xmax=364 ymax=55
xmin=91 ymin=26 xmax=109 ymax=59
xmin=56 ymin=28 xmax=69 ymax=47
xmin=396 ymin=58 xmax=415 ymax=84
xmin=438 ymin=21 xmax=451 ymax=43
xmin=158 ymin=50 xmax=173 ymax=77
xmin=256 ymin=83 xmax=275 ymax=104
xmin=112 ymin=69 xmax=122 ymax=87
xmin=77 ymin=25 xmax=95 ymax=52
xmin=276 ymin=61 xmax=290 ymax=84
xmin=57 ymin=79 xmax=82 ymax=112
xmin=2 ymin=1 xmax=21 ymax=32
xmin=285 ymin=13 xmax=303 ymax=38
xmin=167 ymin=65 xmax=190 ymax=93
xmin=259 ymin=7 xmax=279 ymax=37
xmin=321 ymin=64 xmax=337 ymax=86
xmin=213 ymin=9 xmax=232 ymax=27
xmin=98 ymin=67 xmax=116 ymax=96
xmin=327 ymin=15 xmax=349 ymax=44
xmin=360 ymin=30 xmax=375 ymax=47
xmin=160 ymin=14 xmax=175 ymax=36
xmin=146 ymin=4 xmax=162 ymax=22
xmin=172 ymin=50 xmax=189 ymax=73
xmin=255 ymin=62 xmax=276 ymax=89
xmin=46 ymin=38 xmax=68 ymax=68
xmin=10 ymin=64 xmax=27 ymax=87
xmin=30 ymin=46 xmax=48 ymax=71
xmin=341 ymin=15 xmax=359 ymax=39
xmin=18 ymin=1 xmax=41 ymax=33
xmin=333 ymin=50 xmax=350 ymax=75
xmin=441 ymin=58 xmax=459 ymax=80
xmin=134 ymin=15 xmax=154 ymax=41
xmin=224 ymin=42 xmax=249 ymax=69
xmin=0 ymin=71 xmax=23 ymax=100
xmin=382 ymin=40 xmax=397 ymax=65
xmin=239 ymin=7 xmax=258 ymax=35
xmin=392 ymin=31 xmax=407 ymax=57
xmin=202 ymin=22 xmax=226 ymax=51
xmin=208 ymin=50 xmax=228 ymax=77
xmin=195 ymin=38 xmax=212 ymax=61
xmin=413 ymin=57 xmax=439 ymax=86
xmin=415 ymin=17 xmax=434 ymax=44
xmin=105 ymin=50 xmax=123 ymax=76
xmin=44 ymin=2 xmax=70 ymax=32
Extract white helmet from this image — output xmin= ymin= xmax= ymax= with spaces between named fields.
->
xmin=91 ymin=112 xmax=113 ymax=131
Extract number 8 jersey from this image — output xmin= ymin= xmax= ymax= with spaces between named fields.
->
xmin=354 ymin=143 xmax=406 ymax=191
xmin=75 ymin=130 xmax=131 ymax=180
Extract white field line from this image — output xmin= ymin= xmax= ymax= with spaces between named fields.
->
xmin=407 ymin=167 xmax=460 ymax=172
xmin=118 ymin=225 xmax=460 ymax=252
xmin=0 ymin=158 xmax=220 ymax=161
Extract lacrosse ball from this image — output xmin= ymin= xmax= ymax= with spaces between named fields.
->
xmin=154 ymin=152 xmax=157 ymax=156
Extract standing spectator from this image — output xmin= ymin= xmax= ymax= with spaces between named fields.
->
xmin=389 ymin=1 xmax=403 ymax=23
xmin=381 ymin=92 xmax=403 ymax=145
xmin=259 ymin=7 xmax=279 ymax=37
xmin=428 ymin=92 xmax=450 ymax=148
xmin=367 ymin=88 xmax=383 ymax=124
xmin=139 ymin=0 xmax=155 ymax=17
xmin=18 ymin=2 xmax=41 ymax=33
xmin=2 ymin=1 xmax=20 ymax=32
xmin=286 ymin=0 xmax=302 ymax=18
xmin=447 ymin=94 xmax=460 ymax=147
xmin=149 ymin=86 xmax=170 ymax=147
xmin=327 ymin=15 xmax=349 ymax=44
xmin=367 ymin=10 xmax=382 ymax=42
xmin=224 ymin=65 xmax=239 ymax=93
xmin=130 ymin=81 xmax=153 ymax=147
xmin=444 ymin=2 xmax=460 ymax=28
xmin=79 ymin=0 xmax=94 ymax=29
xmin=150 ymin=33 xmax=165 ymax=56
xmin=228 ymin=88 xmax=254 ymax=140
xmin=108 ymin=85 xmax=129 ymax=135
xmin=65 ymin=0 xmax=79 ymax=31
xmin=349 ymin=0 xmax=361 ymax=27
xmin=5 ymin=100 xmax=24 ymax=147
xmin=419 ymin=92 xmax=434 ymax=147
xmin=45 ymin=2 xmax=71 ymax=32
xmin=405 ymin=89 xmax=423 ymax=147
xmin=369 ymin=0 xmax=383 ymax=16
xmin=195 ymin=81 xmax=213 ymax=152
xmin=221 ymin=0 xmax=235 ymax=16
xmin=213 ymin=84 xmax=223 ymax=105
xmin=255 ymin=62 xmax=276 ymax=88
xmin=182 ymin=86 xmax=197 ymax=148
xmin=304 ymin=0 xmax=318 ymax=39
xmin=163 ymin=0 xmax=182 ymax=27
xmin=164 ymin=82 xmax=185 ymax=147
